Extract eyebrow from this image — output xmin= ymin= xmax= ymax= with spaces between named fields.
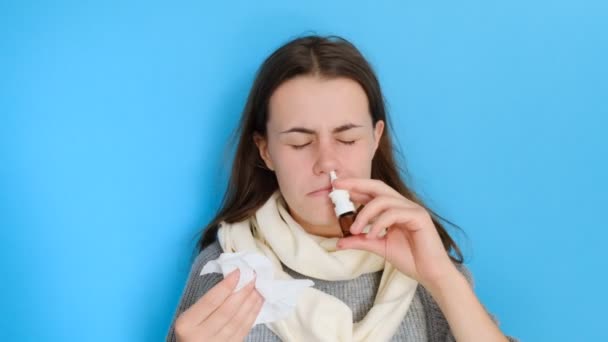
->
xmin=279 ymin=123 xmax=363 ymax=135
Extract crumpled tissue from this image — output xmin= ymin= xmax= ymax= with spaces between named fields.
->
xmin=200 ymin=251 xmax=314 ymax=325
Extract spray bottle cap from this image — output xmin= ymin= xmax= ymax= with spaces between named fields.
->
xmin=328 ymin=171 xmax=356 ymax=216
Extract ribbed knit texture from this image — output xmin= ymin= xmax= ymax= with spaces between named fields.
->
xmin=166 ymin=241 xmax=517 ymax=341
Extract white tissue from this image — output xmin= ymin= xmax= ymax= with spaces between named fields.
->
xmin=200 ymin=251 xmax=314 ymax=325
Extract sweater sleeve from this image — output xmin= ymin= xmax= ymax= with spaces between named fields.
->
xmin=420 ymin=263 xmax=519 ymax=342
xmin=165 ymin=241 xmax=224 ymax=342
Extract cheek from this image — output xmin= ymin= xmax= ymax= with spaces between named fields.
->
xmin=272 ymin=146 xmax=310 ymax=172
xmin=270 ymin=146 xmax=312 ymax=192
xmin=342 ymin=143 xmax=375 ymax=168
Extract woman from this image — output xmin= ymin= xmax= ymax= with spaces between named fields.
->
xmin=167 ymin=35 xmax=516 ymax=342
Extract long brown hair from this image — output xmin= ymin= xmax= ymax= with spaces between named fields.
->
xmin=195 ymin=35 xmax=464 ymax=263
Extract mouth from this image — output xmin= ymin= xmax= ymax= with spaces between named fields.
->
xmin=307 ymin=185 xmax=333 ymax=196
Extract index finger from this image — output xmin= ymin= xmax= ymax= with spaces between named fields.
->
xmin=179 ymin=269 xmax=241 ymax=326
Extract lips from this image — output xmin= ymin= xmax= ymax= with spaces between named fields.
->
xmin=308 ymin=185 xmax=332 ymax=196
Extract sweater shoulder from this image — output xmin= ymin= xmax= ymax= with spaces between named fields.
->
xmin=418 ymin=262 xmax=518 ymax=342
xmin=192 ymin=240 xmax=224 ymax=272
xmin=165 ymin=240 xmax=224 ymax=342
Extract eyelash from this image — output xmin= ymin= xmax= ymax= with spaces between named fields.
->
xmin=291 ymin=140 xmax=356 ymax=150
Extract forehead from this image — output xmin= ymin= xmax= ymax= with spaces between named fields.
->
xmin=267 ymin=75 xmax=371 ymax=129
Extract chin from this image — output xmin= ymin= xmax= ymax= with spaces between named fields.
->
xmin=286 ymin=196 xmax=337 ymax=224
xmin=304 ymin=211 xmax=338 ymax=227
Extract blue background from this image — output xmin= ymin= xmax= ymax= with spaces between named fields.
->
xmin=1 ymin=1 xmax=606 ymax=341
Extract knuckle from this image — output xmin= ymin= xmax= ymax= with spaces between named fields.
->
xmin=174 ymin=316 xmax=189 ymax=333
xmin=417 ymin=210 xmax=432 ymax=224
xmin=221 ymin=278 xmax=238 ymax=291
xmin=174 ymin=317 xmax=193 ymax=341
xmin=417 ymin=207 xmax=430 ymax=218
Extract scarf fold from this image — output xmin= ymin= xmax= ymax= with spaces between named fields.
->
xmin=218 ymin=191 xmax=418 ymax=342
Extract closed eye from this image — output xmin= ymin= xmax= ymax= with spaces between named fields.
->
xmin=291 ymin=143 xmax=311 ymax=150
xmin=290 ymin=140 xmax=356 ymax=150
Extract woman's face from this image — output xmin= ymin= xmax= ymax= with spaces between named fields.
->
xmin=254 ymin=75 xmax=384 ymax=237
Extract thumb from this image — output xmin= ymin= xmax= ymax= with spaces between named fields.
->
xmin=337 ymin=235 xmax=387 ymax=258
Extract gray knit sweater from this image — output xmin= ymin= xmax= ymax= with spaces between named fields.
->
xmin=166 ymin=241 xmax=517 ymax=341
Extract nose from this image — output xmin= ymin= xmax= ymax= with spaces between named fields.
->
xmin=312 ymin=138 xmax=341 ymax=177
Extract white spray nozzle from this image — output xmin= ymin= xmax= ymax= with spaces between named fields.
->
xmin=328 ymin=170 xmax=356 ymax=216
xmin=329 ymin=171 xmax=338 ymax=190
xmin=330 ymin=171 xmax=338 ymax=183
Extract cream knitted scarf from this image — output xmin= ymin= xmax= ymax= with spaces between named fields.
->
xmin=217 ymin=190 xmax=418 ymax=341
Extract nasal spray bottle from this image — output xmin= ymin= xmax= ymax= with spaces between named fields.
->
xmin=328 ymin=171 xmax=358 ymax=237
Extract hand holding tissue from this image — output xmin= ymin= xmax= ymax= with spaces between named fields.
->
xmin=200 ymin=251 xmax=314 ymax=325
